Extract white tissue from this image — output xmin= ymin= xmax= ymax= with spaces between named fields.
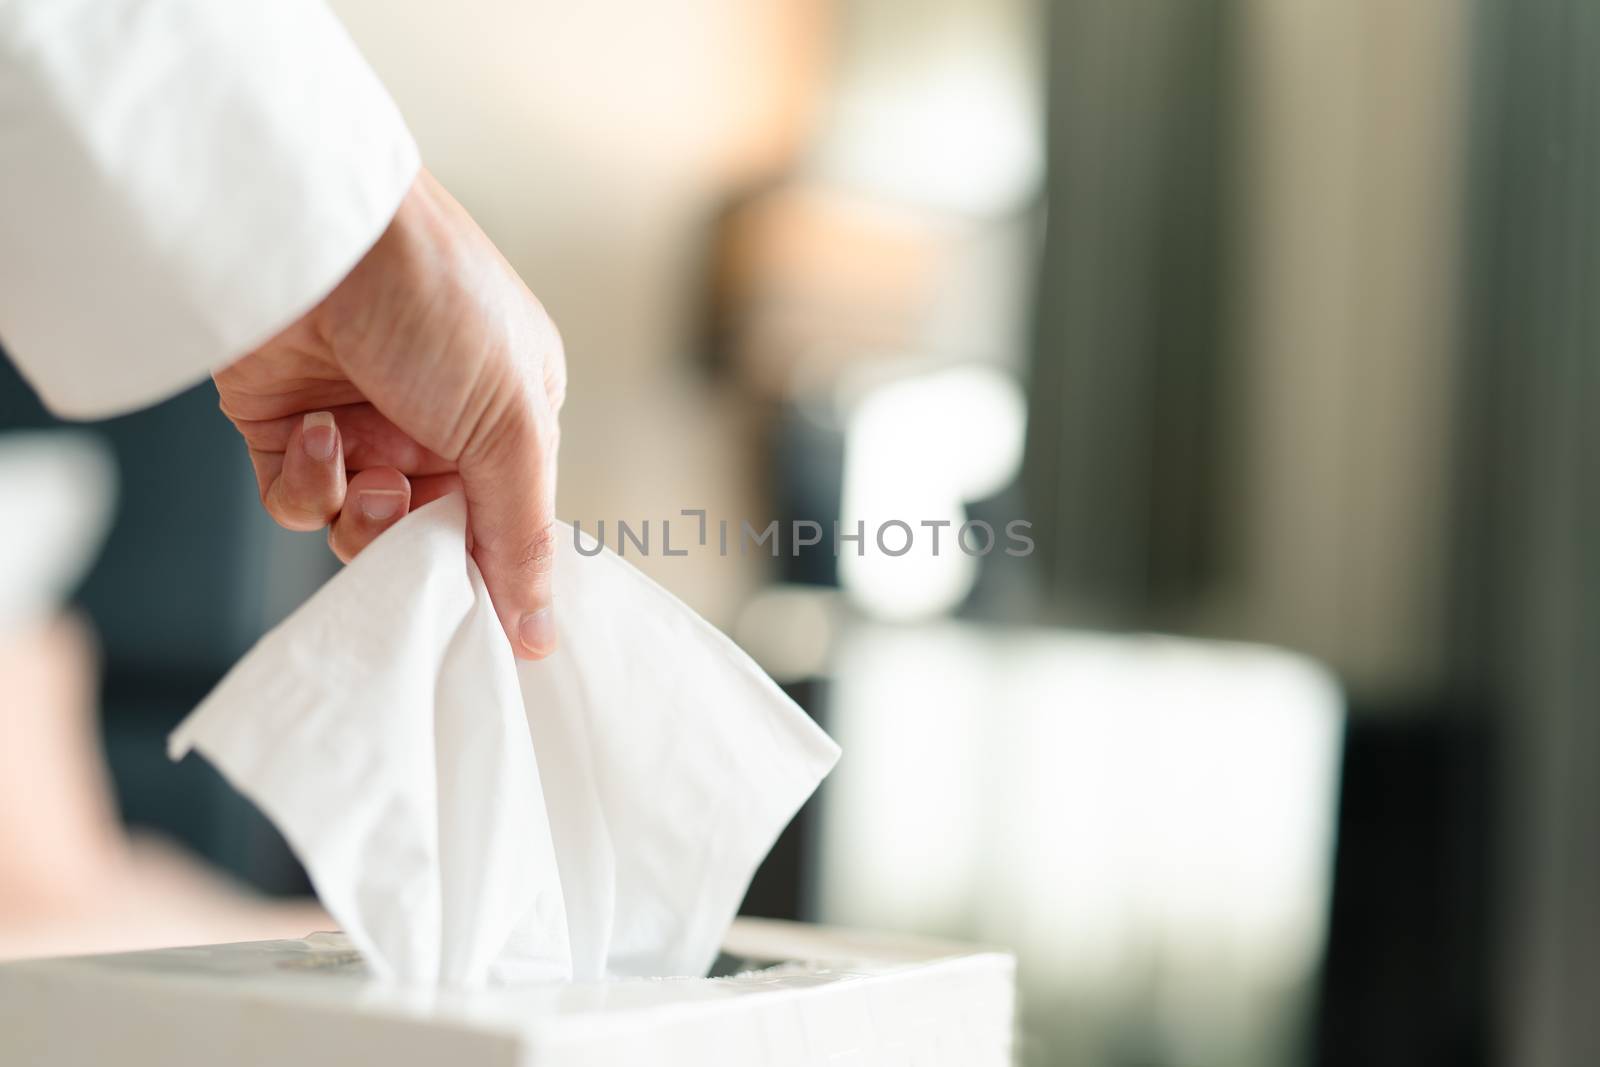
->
xmin=168 ymin=495 xmax=839 ymax=987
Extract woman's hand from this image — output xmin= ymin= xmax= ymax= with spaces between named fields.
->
xmin=214 ymin=170 xmax=566 ymax=659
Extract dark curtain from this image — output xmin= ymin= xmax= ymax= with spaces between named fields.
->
xmin=1025 ymin=3 xmax=1503 ymax=1065
xmin=1455 ymin=1 xmax=1600 ymax=1063
xmin=1022 ymin=0 xmax=1234 ymax=627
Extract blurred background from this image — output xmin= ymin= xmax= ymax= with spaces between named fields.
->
xmin=1 ymin=0 xmax=1597 ymax=1064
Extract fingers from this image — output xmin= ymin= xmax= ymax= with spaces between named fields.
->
xmin=458 ymin=394 xmax=560 ymax=660
xmin=262 ymin=412 xmax=347 ymax=531
xmin=257 ymin=412 xmax=412 ymax=560
xmin=328 ymin=467 xmax=412 ymax=563
xmin=232 ymin=402 xmax=456 ymax=477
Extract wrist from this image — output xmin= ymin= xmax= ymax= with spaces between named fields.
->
xmin=312 ymin=170 xmax=448 ymax=366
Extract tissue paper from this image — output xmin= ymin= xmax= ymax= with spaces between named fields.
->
xmin=168 ymin=495 xmax=839 ymax=986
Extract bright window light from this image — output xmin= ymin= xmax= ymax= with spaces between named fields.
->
xmin=838 ymin=364 xmax=1026 ymax=621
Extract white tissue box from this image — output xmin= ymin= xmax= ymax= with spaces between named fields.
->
xmin=0 ymin=919 xmax=1014 ymax=1066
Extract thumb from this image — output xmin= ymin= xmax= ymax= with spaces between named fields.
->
xmin=459 ymin=396 xmax=560 ymax=659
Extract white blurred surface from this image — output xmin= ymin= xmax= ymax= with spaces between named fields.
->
xmin=818 ymin=622 xmax=1344 ymax=1065
xmin=0 ymin=433 xmax=112 ymax=636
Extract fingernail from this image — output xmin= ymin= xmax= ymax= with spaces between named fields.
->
xmin=519 ymin=609 xmax=555 ymax=655
xmin=358 ymin=489 xmax=406 ymax=522
xmin=302 ymin=412 xmax=337 ymax=461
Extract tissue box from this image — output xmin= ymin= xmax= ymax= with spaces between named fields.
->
xmin=0 ymin=919 xmax=1014 ymax=1066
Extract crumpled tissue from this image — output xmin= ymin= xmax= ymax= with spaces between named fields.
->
xmin=168 ymin=494 xmax=839 ymax=987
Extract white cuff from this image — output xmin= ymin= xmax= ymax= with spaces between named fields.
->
xmin=0 ymin=0 xmax=420 ymax=418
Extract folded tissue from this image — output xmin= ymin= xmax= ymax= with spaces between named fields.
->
xmin=168 ymin=494 xmax=839 ymax=987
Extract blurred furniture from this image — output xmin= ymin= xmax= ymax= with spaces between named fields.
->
xmin=816 ymin=622 xmax=1343 ymax=1067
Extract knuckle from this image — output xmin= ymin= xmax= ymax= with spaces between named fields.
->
xmin=467 ymin=393 xmax=559 ymax=478
xmin=463 ymin=382 xmax=529 ymax=464
xmin=268 ymin=482 xmax=335 ymax=532
xmin=516 ymin=523 xmax=559 ymax=576
xmin=266 ymin=494 xmax=307 ymax=530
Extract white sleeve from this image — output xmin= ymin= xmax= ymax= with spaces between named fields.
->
xmin=0 ymin=0 xmax=420 ymax=419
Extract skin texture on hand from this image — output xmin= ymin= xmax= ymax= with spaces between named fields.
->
xmin=214 ymin=170 xmax=567 ymax=658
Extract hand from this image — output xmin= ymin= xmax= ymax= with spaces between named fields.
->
xmin=214 ymin=170 xmax=566 ymax=659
